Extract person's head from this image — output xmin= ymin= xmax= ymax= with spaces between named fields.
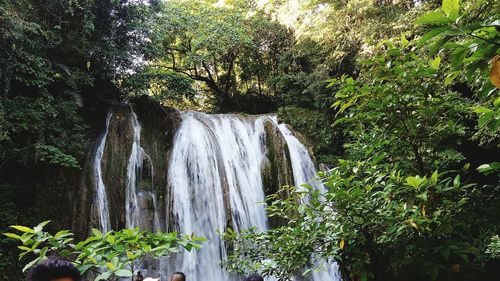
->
xmin=170 ymin=272 xmax=186 ymax=281
xmin=26 ymin=258 xmax=81 ymax=281
xmin=245 ymin=273 xmax=264 ymax=281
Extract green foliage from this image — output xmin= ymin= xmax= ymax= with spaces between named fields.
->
xmin=486 ymin=235 xmax=500 ymax=259
xmin=1 ymin=95 xmax=87 ymax=168
xmin=148 ymin=0 xmax=295 ymax=111
xmin=416 ymin=0 xmax=499 ymax=89
xmin=277 ymin=106 xmax=342 ymax=164
xmin=4 ymin=221 xmax=206 ymax=280
xmin=223 ymin=2 xmax=500 ymax=281
xmin=0 ymin=0 xmax=160 ymax=169
xmin=416 ymin=0 xmax=500 ymax=149
xmin=224 ymin=161 xmax=483 ymax=281
xmin=329 ymin=39 xmax=471 ymax=174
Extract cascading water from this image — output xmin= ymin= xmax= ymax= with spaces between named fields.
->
xmin=94 ymin=112 xmax=112 ymax=233
xmin=272 ymin=117 xmax=324 ymax=192
xmin=273 ymin=117 xmax=342 ymax=281
xmin=125 ymin=107 xmax=160 ymax=231
xmin=167 ymin=112 xmax=269 ymax=281
xmin=92 ymin=107 xmax=341 ymax=281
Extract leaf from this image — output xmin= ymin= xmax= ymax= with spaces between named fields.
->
xmin=406 ymin=176 xmax=423 ymax=188
xmin=429 ymin=56 xmax=441 ymax=70
xmin=451 ymin=48 xmax=467 ymax=68
xmin=445 ymin=71 xmax=460 ymax=86
xmin=453 ymin=175 xmax=460 ymax=188
xmin=23 ymin=257 xmax=41 ymax=272
xmin=33 ymin=221 xmax=50 ymax=233
xmin=114 ymin=269 xmax=133 ymax=277
xmin=3 ymin=233 xmax=21 ymax=240
xmin=416 ymin=11 xmax=452 ymax=25
xmin=430 ymin=171 xmax=438 ymax=185
xmin=11 ymin=226 xmax=35 ymax=234
xmin=409 ymin=220 xmax=418 ymax=230
xmin=76 ymin=264 xmax=93 ymax=274
xmin=95 ymin=271 xmax=112 ymax=281
xmin=339 ymin=239 xmax=345 ymax=250
xmin=418 ymin=27 xmax=449 ymax=46
xmin=106 ymin=262 xmax=116 ymax=271
xmin=493 ymin=96 xmax=500 ymax=108
xmin=477 ymin=162 xmax=500 ymax=175
xmin=442 ymin=0 xmax=460 ymax=20
xmin=490 ymin=55 xmax=500 ymax=89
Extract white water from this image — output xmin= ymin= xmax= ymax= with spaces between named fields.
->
xmin=94 ymin=112 xmax=112 ymax=233
xmin=125 ymin=107 xmax=160 ymax=231
xmin=93 ymin=108 xmax=341 ymax=281
xmin=273 ymin=117 xmax=341 ymax=281
xmin=167 ymin=112 xmax=269 ymax=281
xmin=272 ymin=117 xmax=324 ymax=192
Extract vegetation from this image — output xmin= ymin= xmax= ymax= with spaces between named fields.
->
xmin=4 ymin=221 xmax=205 ymax=280
xmin=223 ymin=0 xmax=500 ymax=281
xmin=0 ymin=0 xmax=499 ymax=280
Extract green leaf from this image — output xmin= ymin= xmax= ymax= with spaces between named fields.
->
xmin=416 ymin=11 xmax=452 ymax=25
xmin=451 ymin=48 xmax=467 ymax=68
xmin=406 ymin=176 xmax=424 ymax=188
xmin=95 ymin=271 xmax=112 ymax=281
xmin=429 ymin=56 xmax=441 ymax=70
xmin=114 ymin=269 xmax=133 ymax=277
xmin=11 ymin=226 xmax=35 ymax=234
xmin=445 ymin=71 xmax=460 ymax=86
xmin=493 ymin=96 xmax=500 ymax=108
xmin=477 ymin=162 xmax=500 ymax=175
xmin=3 ymin=233 xmax=21 ymax=240
xmin=418 ymin=27 xmax=449 ymax=46
xmin=430 ymin=171 xmax=438 ymax=185
xmin=453 ymin=175 xmax=460 ymax=188
xmin=442 ymin=0 xmax=460 ymax=20
xmin=33 ymin=221 xmax=50 ymax=233
xmin=23 ymin=257 xmax=41 ymax=272
xmin=76 ymin=264 xmax=93 ymax=274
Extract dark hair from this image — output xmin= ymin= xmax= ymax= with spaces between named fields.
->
xmin=171 ymin=272 xmax=186 ymax=281
xmin=26 ymin=257 xmax=81 ymax=281
xmin=245 ymin=273 xmax=264 ymax=281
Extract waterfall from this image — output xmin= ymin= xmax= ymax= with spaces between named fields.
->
xmin=273 ymin=117 xmax=342 ymax=281
xmin=125 ymin=107 xmax=160 ymax=231
xmin=272 ymin=117 xmax=324 ymax=192
xmin=167 ymin=112 xmax=269 ymax=281
xmin=94 ymin=112 xmax=112 ymax=233
xmin=92 ymin=107 xmax=341 ymax=280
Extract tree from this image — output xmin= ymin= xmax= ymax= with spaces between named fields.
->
xmin=148 ymin=0 xmax=295 ymax=111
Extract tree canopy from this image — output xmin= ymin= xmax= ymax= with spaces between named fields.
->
xmin=1 ymin=0 xmax=499 ymax=280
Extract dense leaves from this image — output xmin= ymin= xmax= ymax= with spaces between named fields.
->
xmin=4 ymin=221 xmax=205 ymax=280
xmin=223 ymin=0 xmax=500 ymax=281
xmin=224 ymin=162 xmax=481 ymax=281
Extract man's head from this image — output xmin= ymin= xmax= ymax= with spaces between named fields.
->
xmin=170 ymin=272 xmax=186 ymax=281
xmin=26 ymin=258 xmax=81 ymax=281
xmin=245 ymin=273 xmax=264 ymax=281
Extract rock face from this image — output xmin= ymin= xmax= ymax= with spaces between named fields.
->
xmin=261 ymin=119 xmax=295 ymax=195
xmin=72 ymin=96 xmax=180 ymax=237
xmin=73 ymin=105 xmax=298 ymax=236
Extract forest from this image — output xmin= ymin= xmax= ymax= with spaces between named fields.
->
xmin=0 ymin=0 xmax=499 ymax=280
